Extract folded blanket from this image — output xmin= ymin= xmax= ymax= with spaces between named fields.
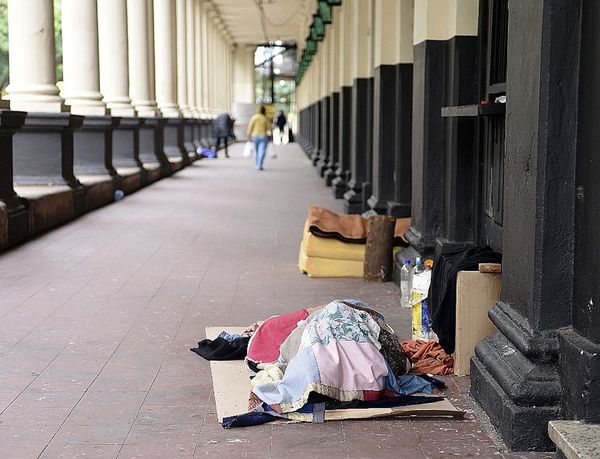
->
xmin=306 ymin=206 xmax=411 ymax=245
xmin=251 ymin=300 xmax=432 ymax=413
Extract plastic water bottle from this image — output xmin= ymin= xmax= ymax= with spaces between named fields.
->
xmin=114 ymin=189 xmax=125 ymax=201
xmin=413 ymin=257 xmax=425 ymax=275
xmin=400 ymin=259 xmax=413 ymax=308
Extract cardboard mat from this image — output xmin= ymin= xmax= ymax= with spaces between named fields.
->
xmin=206 ymin=327 xmax=465 ymax=423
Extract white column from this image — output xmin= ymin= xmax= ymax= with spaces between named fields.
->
xmin=154 ymin=0 xmax=180 ymax=117
xmin=6 ymin=0 xmax=63 ymax=112
xmin=185 ymin=0 xmax=197 ymax=116
xmin=127 ymin=0 xmax=159 ymax=116
xmin=61 ymin=0 xmax=105 ymax=115
xmin=176 ymin=0 xmax=191 ymax=117
xmin=201 ymin=3 xmax=210 ymax=114
xmin=194 ymin=0 xmax=203 ymax=116
xmin=97 ymin=0 xmax=135 ymax=116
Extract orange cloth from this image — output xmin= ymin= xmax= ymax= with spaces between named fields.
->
xmin=401 ymin=339 xmax=454 ymax=375
xmin=306 ymin=206 xmax=411 ymax=246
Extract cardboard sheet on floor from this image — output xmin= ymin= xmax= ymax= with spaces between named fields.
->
xmin=206 ymin=327 xmax=465 ymax=423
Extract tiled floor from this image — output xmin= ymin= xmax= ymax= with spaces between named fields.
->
xmin=0 ymin=143 xmax=550 ymax=458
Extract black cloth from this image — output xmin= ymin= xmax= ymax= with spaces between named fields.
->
xmin=190 ymin=336 xmax=249 ymax=361
xmin=428 ymin=247 xmax=502 ymax=354
xmin=212 ymin=113 xmax=234 ymax=138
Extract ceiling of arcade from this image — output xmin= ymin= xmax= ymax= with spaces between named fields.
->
xmin=211 ymin=0 xmax=316 ymax=45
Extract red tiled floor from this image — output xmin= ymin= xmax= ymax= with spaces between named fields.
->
xmin=0 ymin=143 xmax=552 ymax=458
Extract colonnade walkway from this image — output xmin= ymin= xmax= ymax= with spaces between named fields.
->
xmin=0 ymin=143 xmax=545 ymax=458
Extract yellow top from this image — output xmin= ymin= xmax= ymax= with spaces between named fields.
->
xmin=247 ymin=114 xmax=270 ymax=137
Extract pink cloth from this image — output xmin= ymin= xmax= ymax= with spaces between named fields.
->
xmin=247 ymin=309 xmax=309 ymax=364
xmin=313 ymin=340 xmax=388 ymax=391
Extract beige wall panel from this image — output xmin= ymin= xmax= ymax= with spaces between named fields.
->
xmin=374 ymin=0 xmax=399 ymax=67
xmin=414 ymin=0 xmax=479 ymax=45
xmin=398 ymin=0 xmax=414 ymax=64
xmin=448 ymin=0 xmax=479 ymax=38
xmin=352 ymin=0 xmax=374 ymax=79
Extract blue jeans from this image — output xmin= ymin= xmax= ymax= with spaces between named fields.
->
xmin=252 ymin=135 xmax=268 ymax=169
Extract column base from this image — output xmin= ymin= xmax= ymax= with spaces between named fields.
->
xmin=331 ymin=171 xmax=349 ymax=199
xmin=434 ymin=237 xmax=474 ymax=257
xmin=316 ymin=158 xmax=329 ymax=177
xmin=470 ymin=302 xmax=562 ymax=451
xmin=386 ymin=201 xmax=411 ymax=218
xmin=323 ymin=164 xmax=336 ymax=186
xmin=343 ymin=188 xmax=364 ymax=214
xmin=366 ymin=196 xmax=388 ymax=215
xmin=404 ymin=226 xmax=436 ymax=258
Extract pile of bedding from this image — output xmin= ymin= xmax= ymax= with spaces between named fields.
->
xmin=220 ymin=299 xmax=443 ymax=427
xmin=298 ymin=206 xmax=411 ymax=278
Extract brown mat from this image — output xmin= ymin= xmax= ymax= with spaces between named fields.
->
xmin=306 ymin=206 xmax=411 ymax=246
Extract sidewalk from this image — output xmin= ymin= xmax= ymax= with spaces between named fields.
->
xmin=0 ymin=143 xmax=550 ymax=458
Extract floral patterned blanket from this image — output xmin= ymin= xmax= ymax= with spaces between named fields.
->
xmin=251 ymin=300 xmax=433 ymax=414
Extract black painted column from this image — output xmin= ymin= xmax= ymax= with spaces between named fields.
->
xmin=332 ymin=86 xmax=352 ymax=198
xmin=324 ymin=91 xmax=339 ymax=186
xmin=343 ymin=77 xmax=372 ymax=214
xmin=560 ymin=0 xmax=600 ymax=425
xmin=404 ymin=39 xmax=446 ymax=255
xmin=316 ymin=96 xmax=330 ymax=176
xmin=387 ymin=63 xmax=412 ymax=217
xmin=368 ymin=64 xmax=397 ymax=214
xmin=436 ymin=35 xmax=480 ymax=254
xmin=471 ymin=0 xmax=581 ymax=450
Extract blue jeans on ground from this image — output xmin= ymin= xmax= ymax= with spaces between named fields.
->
xmin=252 ymin=135 xmax=268 ymax=169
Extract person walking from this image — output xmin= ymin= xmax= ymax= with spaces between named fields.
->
xmin=275 ymin=111 xmax=287 ymax=144
xmin=247 ymin=106 xmax=270 ymax=170
xmin=212 ymin=112 xmax=235 ymax=158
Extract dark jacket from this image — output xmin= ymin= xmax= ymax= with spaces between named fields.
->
xmin=213 ymin=113 xmax=234 ymax=138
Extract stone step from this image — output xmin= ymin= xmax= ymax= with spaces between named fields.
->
xmin=548 ymin=420 xmax=600 ymax=459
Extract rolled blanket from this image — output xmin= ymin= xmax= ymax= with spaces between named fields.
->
xmin=306 ymin=206 xmax=411 ymax=246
